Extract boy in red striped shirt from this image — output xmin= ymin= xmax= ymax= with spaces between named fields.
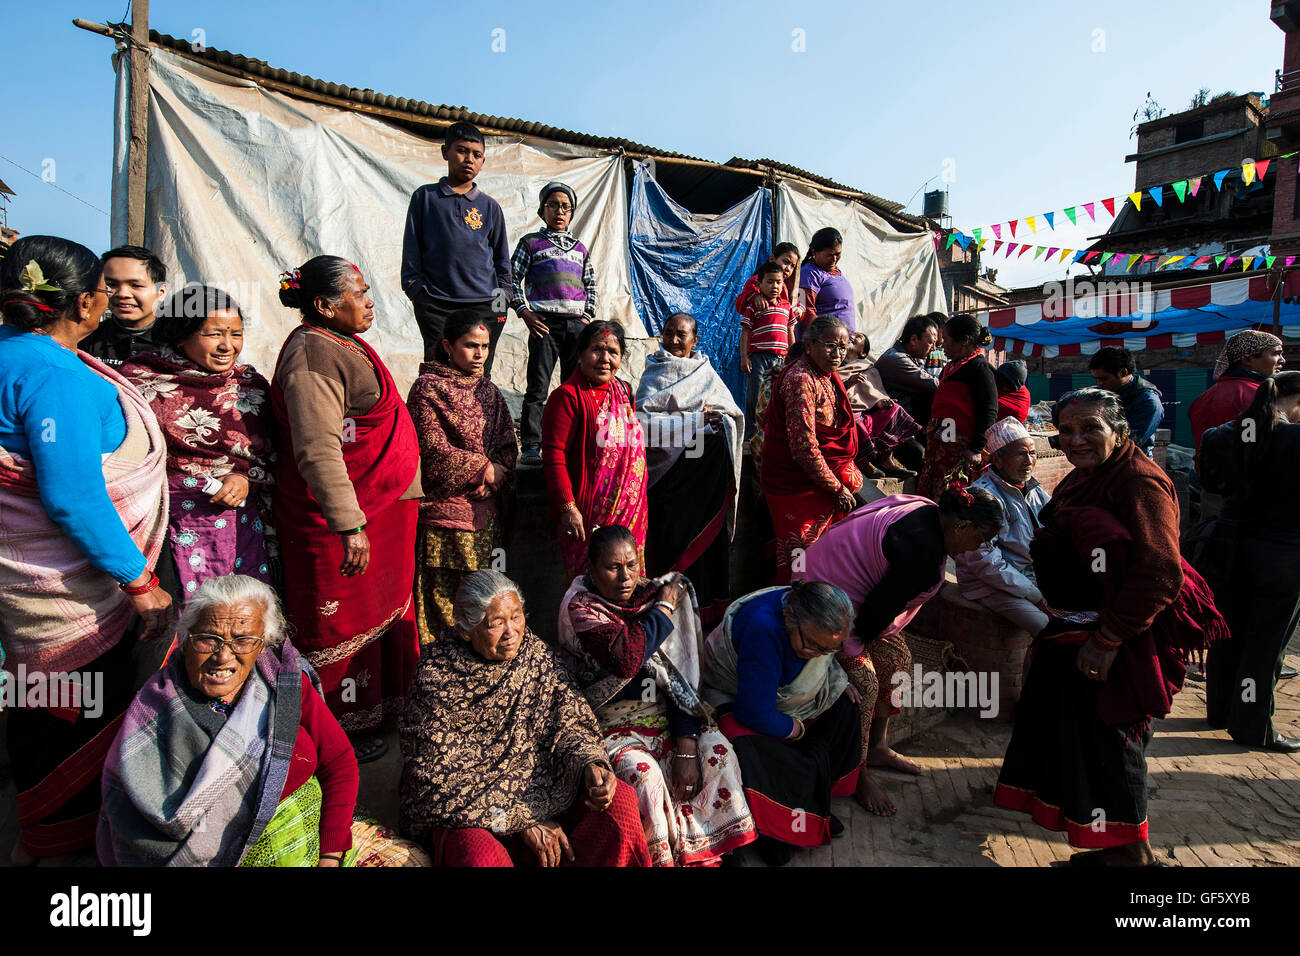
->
xmin=738 ymin=261 xmax=795 ymax=438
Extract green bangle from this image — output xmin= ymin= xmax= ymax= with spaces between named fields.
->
xmin=340 ymin=526 xmax=365 ymax=535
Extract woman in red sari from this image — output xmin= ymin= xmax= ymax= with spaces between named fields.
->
xmin=917 ymin=314 xmax=999 ymax=501
xmin=542 ymin=320 xmax=648 ymax=579
xmin=759 ymin=315 xmax=862 ymax=584
xmin=271 ymin=256 xmax=422 ymax=763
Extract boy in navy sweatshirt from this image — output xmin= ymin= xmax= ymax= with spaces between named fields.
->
xmin=510 ymin=182 xmax=598 ymax=465
xmin=401 ymin=122 xmax=512 ymax=375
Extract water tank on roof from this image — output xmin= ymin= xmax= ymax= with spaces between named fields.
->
xmin=923 ymin=190 xmax=949 ymax=218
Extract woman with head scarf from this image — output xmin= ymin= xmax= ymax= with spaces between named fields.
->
xmin=1188 ymin=329 xmax=1285 ymax=459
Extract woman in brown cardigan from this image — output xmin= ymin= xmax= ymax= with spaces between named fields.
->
xmin=994 ymin=387 xmax=1228 ymax=867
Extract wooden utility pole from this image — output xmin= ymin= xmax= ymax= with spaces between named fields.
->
xmin=125 ymin=0 xmax=150 ymax=244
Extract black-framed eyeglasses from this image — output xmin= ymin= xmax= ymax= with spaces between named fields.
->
xmin=187 ymin=633 xmax=266 ymax=655
xmin=815 ymin=341 xmax=849 ymax=354
xmin=794 ymin=624 xmax=838 ymax=656
xmin=544 ymin=202 xmax=573 ymax=212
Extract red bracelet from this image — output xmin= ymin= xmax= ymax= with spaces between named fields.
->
xmin=119 ymin=572 xmax=160 ymax=596
xmin=1093 ymin=631 xmax=1122 ymax=649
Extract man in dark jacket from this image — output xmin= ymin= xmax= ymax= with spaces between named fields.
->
xmin=1089 ymin=346 xmax=1163 ymax=458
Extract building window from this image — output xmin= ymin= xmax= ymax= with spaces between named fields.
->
xmin=1174 ymin=119 xmax=1204 ymax=143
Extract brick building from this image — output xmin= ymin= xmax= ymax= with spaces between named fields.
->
xmin=1266 ymin=0 xmax=1300 ymax=256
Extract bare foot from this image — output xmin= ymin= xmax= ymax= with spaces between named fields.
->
xmin=854 ymin=772 xmax=897 ymax=816
xmin=9 ymin=843 xmax=35 ymax=867
xmin=867 ymin=744 xmax=922 ymax=775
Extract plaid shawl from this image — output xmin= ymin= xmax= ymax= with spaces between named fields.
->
xmin=97 ymin=640 xmax=316 ymax=867
xmin=406 ymin=360 xmax=517 ymax=532
xmin=398 ymin=629 xmax=609 ymax=839
xmin=0 ymin=351 xmax=168 ymax=672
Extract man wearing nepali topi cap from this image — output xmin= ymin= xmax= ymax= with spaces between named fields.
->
xmin=955 ymin=417 xmax=1052 ymax=636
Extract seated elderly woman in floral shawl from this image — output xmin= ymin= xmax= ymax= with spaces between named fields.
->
xmin=399 ymin=570 xmax=650 ymax=867
xmin=97 ymin=574 xmax=428 ymax=867
xmin=558 ymin=525 xmax=757 ymax=866
xmin=636 ymin=312 xmax=745 ymax=626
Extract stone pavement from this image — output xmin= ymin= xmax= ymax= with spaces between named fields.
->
xmin=3 ymin=644 xmax=1298 ymax=867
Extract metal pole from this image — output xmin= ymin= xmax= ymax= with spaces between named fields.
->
xmin=125 ymin=0 xmax=149 ymax=245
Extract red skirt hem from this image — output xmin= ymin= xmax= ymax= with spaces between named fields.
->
xmin=994 ymin=782 xmax=1149 ymax=849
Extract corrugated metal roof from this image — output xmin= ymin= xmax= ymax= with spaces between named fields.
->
xmin=141 ymin=29 xmax=923 ymax=228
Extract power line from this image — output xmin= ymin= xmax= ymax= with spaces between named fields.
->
xmin=0 ymin=154 xmax=110 ymax=217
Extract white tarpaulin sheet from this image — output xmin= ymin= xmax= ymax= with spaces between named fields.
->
xmin=112 ymin=49 xmax=640 ymax=396
xmin=776 ymin=181 xmax=947 ymax=349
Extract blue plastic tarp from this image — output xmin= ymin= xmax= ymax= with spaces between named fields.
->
xmin=628 ymin=162 xmax=772 ymax=403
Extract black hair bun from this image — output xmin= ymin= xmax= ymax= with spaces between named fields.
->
xmin=278 ymin=285 xmax=301 ymax=309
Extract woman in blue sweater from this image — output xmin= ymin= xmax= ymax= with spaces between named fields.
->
xmin=0 ymin=236 xmax=172 ymax=864
xmin=700 ymin=580 xmax=864 ymax=866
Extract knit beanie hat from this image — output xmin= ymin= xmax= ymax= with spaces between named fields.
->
xmin=994 ymin=359 xmax=1028 ymax=391
xmin=539 ymin=182 xmax=577 ymax=211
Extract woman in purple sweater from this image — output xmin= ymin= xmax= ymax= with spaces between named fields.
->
xmin=798 ymin=227 xmax=855 ymax=337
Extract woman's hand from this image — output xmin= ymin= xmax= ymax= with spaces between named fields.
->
xmin=834 ymin=484 xmax=858 ymax=513
xmin=963 ymin=448 xmax=985 ymax=469
xmin=520 ymin=309 xmax=549 ymax=339
xmin=209 ymin=473 xmax=250 ymax=509
xmin=669 ymin=741 xmax=702 ymax=804
xmin=703 ymin=409 xmax=725 ymax=429
xmin=1077 ymin=636 xmax=1120 ymax=682
xmin=339 ymin=529 xmax=371 ymax=576
xmin=521 ymin=822 xmax=574 ymax=867
xmin=124 ymin=572 xmax=175 ymax=642
xmin=845 ymin=683 xmax=863 ymax=705
xmin=585 ymin=763 xmax=617 ymax=811
xmin=749 ymin=293 xmax=771 ymax=313
xmin=316 ymin=854 xmax=343 ymax=868
xmin=657 ymin=574 xmax=687 ymax=611
xmin=559 ymin=502 xmax=586 ymax=543
xmin=871 ymin=398 xmax=895 ymax=410
xmin=482 ymin=462 xmax=499 ymax=490
xmin=740 ymin=353 xmax=752 ymax=374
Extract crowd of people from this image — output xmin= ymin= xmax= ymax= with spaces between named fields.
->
xmin=0 ymin=119 xmax=1293 ymax=869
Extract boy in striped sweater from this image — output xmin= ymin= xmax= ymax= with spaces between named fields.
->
xmin=511 ymin=182 xmax=599 ymax=466
xmin=738 ymin=261 xmax=794 ymax=438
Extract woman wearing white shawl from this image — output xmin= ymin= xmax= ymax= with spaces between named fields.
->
xmin=557 ymin=525 xmax=757 ymax=866
xmin=635 ymin=312 xmax=745 ymax=627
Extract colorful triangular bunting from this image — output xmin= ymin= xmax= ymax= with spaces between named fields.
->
xmin=1064 ymin=207 xmax=1077 ymax=225
xmin=1257 ymin=159 xmax=1271 ymax=180
xmin=1265 ymin=255 xmax=1277 ymax=269
xmin=1026 ymin=216 xmax=1037 ymax=233
xmin=1127 ymin=191 xmax=1142 ymax=211
xmin=1058 ymin=248 xmax=1073 ymax=263
xmin=1189 ymin=177 xmax=1203 ymax=196
xmin=1046 ymin=247 xmax=1059 ymax=260
xmin=1213 ymin=169 xmax=1229 ymax=190
xmin=1171 ymin=180 xmax=1188 ymax=202
xmin=992 ymin=240 xmax=1003 ymax=256
xmin=1148 ymin=186 xmax=1163 ymax=207
xmin=1083 ymin=202 xmax=1096 ymax=221
xmin=1033 ymin=246 xmax=1045 ymax=260
xmin=1242 ymin=255 xmax=1255 ymax=270
xmin=991 ymin=223 xmax=1001 ymax=239
xmin=1072 ymin=250 xmax=1089 ymax=263
xmin=1044 ymin=212 xmax=1055 ymax=229
xmin=1242 ymin=162 xmax=1256 ymax=186
xmin=1009 ymin=220 xmax=1018 ymax=238
xmin=1100 ymin=252 xmax=1116 ymax=266
xmin=1101 ymin=197 xmax=1116 ymax=216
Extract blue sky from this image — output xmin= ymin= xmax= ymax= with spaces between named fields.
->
xmin=2 ymin=0 xmax=1283 ymax=291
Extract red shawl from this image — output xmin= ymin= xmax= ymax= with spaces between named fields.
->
xmin=996 ymin=386 xmax=1031 ymax=423
xmin=271 ymin=329 xmax=419 ymax=529
xmin=930 ymin=349 xmax=984 ymax=436
xmin=121 ymin=347 xmax=275 ymax=484
xmin=760 ymin=356 xmax=858 ymax=497
xmin=1040 ymin=441 xmax=1230 ymax=726
xmin=406 ymin=360 xmax=517 ymax=532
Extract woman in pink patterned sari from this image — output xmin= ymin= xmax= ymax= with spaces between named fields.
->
xmin=122 ymin=285 xmax=277 ymax=600
xmin=542 ymin=320 xmax=649 ymax=579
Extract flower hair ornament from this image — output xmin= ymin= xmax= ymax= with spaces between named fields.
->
xmin=278 ymin=269 xmax=301 ymax=292
xmin=19 ymin=260 xmax=63 ymax=294
xmin=942 ymin=467 xmax=975 ymax=507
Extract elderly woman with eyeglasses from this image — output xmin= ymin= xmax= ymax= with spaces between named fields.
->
xmin=700 ymin=580 xmax=865 ymax=866
xmin=399 ymin=569 xmax=650 ymax=866
xmin=98 ymin=574 xmax=429 ymax=867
